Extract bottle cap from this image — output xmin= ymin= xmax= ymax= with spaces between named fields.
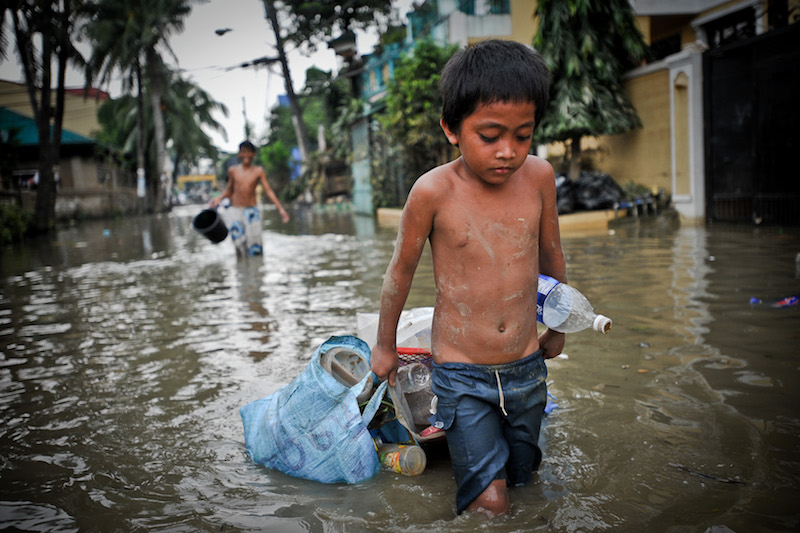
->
xmin=593 ymin=314 xmax=612 ymax=334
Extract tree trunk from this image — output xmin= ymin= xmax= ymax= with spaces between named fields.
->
xmin=567 ymin=135 xmax=582 ymax=180
xmin=34 ymin=18 xmax=55 ymax=233
xmin=47 ymin=0 xmax=70 ymax=226
xmin=12 ymin=2 xmax=63 ymax=233
xmin=135 ymin=60 xmax=148 ymax=212
xmin=263 ymin=0 xmax=311 ymax=163
xmin=146 ymin=48 xmax=169 ymax=212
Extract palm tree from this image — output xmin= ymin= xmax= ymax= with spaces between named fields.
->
xmin=94 ymin=69 xmax=228 ymax=194
xmin=162 ymin=70 xmax=229 ymax=185
xmin=84 ymin=0 xmax=195 ymax=211
xmin=84 ymin=0 xmax=148 ymax=207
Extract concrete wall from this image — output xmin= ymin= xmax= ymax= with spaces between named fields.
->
xmin=18 ymin=188 xmax=140 ymax=220
xmin=588 ymin=44 xmax=707 ymax=224
xmin=594 ymin=68 xmax=672 ymax=192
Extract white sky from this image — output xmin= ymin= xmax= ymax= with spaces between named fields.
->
xmin=1 ymin=0 xmax=414 ymax=154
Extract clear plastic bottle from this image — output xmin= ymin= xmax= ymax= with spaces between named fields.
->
xmin=395 ymin=363 xmax=435 ymax=427
xmin=396 ymin=362 xmax=430 ymax=392
xmin=537 ymin=275 xmax=612 ymax=334
xmin=374 ymin=438 xmax=427 ymax=476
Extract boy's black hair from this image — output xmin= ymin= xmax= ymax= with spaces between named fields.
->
xmin=239 ymin=140 xmax=257 ymax=152
xmin=440 ymin=39 xmax=551 ymax=133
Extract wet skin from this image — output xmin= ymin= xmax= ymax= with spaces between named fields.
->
xmin=210 ymin=148 xmax=289 ymax=223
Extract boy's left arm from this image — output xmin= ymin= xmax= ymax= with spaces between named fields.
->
xmin=537 ymin=161 xmax=567 ymax=359
xmin=259 ymin=169 xmax=290 ymax=223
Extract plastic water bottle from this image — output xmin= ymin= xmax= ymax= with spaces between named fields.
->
xmin=537 ymin=275 xmax=612 ymax=333
xmin=396 ymin=363 xmax=435 ymax=427
xmin=374 ymin=438 xmax=427 ymax=476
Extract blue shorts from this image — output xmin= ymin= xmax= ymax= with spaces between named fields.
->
xmin=431 ymin=350 xmax=547 ymax=514
xmin=224 ymin=206 xmax=263 ymax=256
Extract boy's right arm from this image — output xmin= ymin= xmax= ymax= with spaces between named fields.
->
xmin=209 ymin=169 xmax=234 ymax=207
xmin=371 ymin=179 xmax=437 ymax=386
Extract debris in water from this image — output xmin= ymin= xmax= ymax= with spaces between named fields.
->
xmin=544 ymin=391 xmax=558 ymax=416
xmin=750 ymin=295 xmax=799 ymax=307
xmin=669 ymin=463 xmax=746 ymax=485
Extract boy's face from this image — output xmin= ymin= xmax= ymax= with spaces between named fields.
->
xmin=441 ymin=100 xmax=536 ymax=186
xmin=238 ymin=148 xmax=255 ymax=165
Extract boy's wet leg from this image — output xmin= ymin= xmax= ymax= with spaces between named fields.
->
xmin=466 ymin=479 xmax=510 ymax=517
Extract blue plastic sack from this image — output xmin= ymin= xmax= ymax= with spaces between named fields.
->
xmin=240 ymin=335 xmax=388 ymax=484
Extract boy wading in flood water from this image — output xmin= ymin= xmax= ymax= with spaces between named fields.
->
xmin=370 ymin=40 xmax=567 ymax=517
xmin=209 ymin=141 xmax=290 ymax=257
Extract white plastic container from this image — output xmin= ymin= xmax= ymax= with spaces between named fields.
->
xmin=320 ymin=346 xmax=373 ymax=403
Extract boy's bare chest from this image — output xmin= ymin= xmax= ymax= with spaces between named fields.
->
xmin=433 ymin=192 xmax=541 ymax=261
xmin=232 ymin=169 xmax=259 ymax=189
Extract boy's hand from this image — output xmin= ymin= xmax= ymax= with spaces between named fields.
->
xmin=208 ymin=197 xmax=220 ymax=208
xmin=539 ymin=328 xmax=565 ymax=359
xmin=370 ymin=344 xmax=399 ymax=387
xmin=279 ymin=209 xmax=290 ymax=223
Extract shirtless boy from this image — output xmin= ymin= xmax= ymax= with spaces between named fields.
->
xmin=209 ymin=141 xmax=290 ymax=256
xmin=370 ymin=40 xmax=567 ymax=517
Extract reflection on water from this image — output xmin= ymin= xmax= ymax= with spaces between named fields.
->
xmin=1 ymin=205 xmax=798 ymax=532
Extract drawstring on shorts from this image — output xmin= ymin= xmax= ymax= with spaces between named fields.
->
xmin=495 ymin=369 xmax=508 ymax=417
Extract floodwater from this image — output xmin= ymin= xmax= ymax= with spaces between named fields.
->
xmin=1 ymin=204 xmax=798 ymax=532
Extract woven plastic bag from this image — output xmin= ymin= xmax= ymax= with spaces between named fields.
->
xmin=240 ymin=335 xmax=388 ymax=484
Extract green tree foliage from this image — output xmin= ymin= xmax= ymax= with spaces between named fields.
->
xmin=163 ymin=72 xmax=228 ymax=178
xmin=84 ymin=0 xmax=150 ymax=197
xmin=84 ymin=0 xmax=197 ymax=211
xmin=260 ymin=141 xmax=291 ymax=184
xmin=262 ymin=67 xmax=350 ymax=194
xmin=0 ymin=204 xmax=32 ymax=244
xmin=274 ymin=0 xmax=394 ymax=50
xmin=533 ymin=0 xmax=649 ymax=177
xmin=94 ymin=70 xmax=227 ymax=187
xmin=377 ymin=39 xmax=459 ymax=205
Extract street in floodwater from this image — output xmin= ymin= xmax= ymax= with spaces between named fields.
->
xmin=1 ymin=204 xmax=799 ymax=532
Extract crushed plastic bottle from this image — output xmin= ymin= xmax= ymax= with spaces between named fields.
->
xmin=395 ymin=363 xmax=435 ymax=427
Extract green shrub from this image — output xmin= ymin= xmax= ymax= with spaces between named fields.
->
xmin=0 ymin=204 xmax=32 ymax=244
xmin=620 ymin=181 xmax=653 ymax=201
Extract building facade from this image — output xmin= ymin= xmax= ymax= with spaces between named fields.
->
xmin=0 ymin=80 xmax=138 ymax=219
xmin=351 ymin=0 xmax=799 ymax=223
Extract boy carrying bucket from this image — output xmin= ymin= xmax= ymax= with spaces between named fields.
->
xmin=210 ymin=141 xmax=290 ymax=256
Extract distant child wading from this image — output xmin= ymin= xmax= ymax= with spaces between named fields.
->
xmin=370 ymin=40 xmax=567 ymax=517
xmin=209 ymin=141 xmax=290 ymax=257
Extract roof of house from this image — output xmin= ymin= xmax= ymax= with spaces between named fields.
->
xmin=0 ymin=106 xmax=95 ymax=146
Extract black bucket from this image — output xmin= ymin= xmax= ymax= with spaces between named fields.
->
xmin=192 ymin=208 xmax=228 ymax=243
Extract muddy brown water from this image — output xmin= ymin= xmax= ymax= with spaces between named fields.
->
xmin=1 ymin=204 xmax=798 ymax=532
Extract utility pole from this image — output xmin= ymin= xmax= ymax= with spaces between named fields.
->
xmin=242 ymin=96 xmax=252 ymax=140
xmin=262 ymin=0 xmax=311 ymax=163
